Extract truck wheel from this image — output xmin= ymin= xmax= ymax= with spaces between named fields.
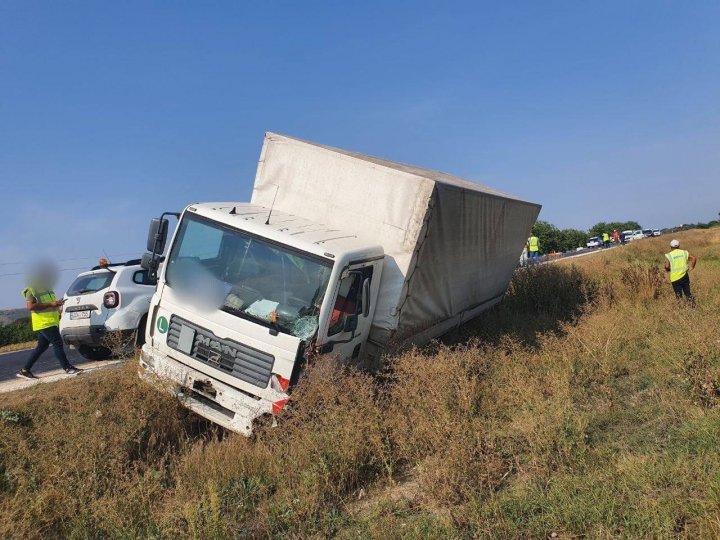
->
xmin=78 ymin=345 xmax=112 ymax=361
xmin=136 ymin=315 xmax=148 ymax=348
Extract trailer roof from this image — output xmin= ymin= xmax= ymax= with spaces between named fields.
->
xmin=267 ymin=132 xmax=530 ymax=203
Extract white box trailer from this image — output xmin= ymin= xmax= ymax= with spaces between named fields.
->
xmin=140 ymin=133 xmax=541 ymax=434
xmin=252 ymin=133 xmax=541 ymax=362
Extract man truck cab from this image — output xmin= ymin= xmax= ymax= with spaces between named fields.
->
xmin=140 ymin=203 xmax=383 ymax=434
xmin=139 ymin=132 xmax=541 ymax=436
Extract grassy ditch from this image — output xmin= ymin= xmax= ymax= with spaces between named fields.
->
xmin=0 ymin=228 xmax=718 ymax=538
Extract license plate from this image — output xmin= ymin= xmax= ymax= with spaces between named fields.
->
xmin=69 ymin=310 xmax=91 ymax=320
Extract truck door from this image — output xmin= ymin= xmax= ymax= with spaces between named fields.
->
xmin=320 ymin=262 xmax=378 ymax=361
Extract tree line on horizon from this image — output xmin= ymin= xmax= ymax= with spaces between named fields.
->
xmin=532 ymin=217 xmax=720 ymax=254
xmin=531 ymin=220 xmax=641 ymax=254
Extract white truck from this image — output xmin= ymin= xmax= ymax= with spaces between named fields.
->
xmin=139 ymin=133 xmax=541 ymax=434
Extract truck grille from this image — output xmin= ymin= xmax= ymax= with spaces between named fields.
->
xmin=166 ymin=315 xmax=274 ymax=388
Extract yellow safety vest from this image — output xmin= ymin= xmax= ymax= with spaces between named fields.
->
xmin=602 ymin=233 xmax=609 ymax=242
xmin=665 ymin=249 xmax=689 ymax=283
xmin=22 ymin=287 xmax=60 ymax=331
xmin=528 ymin=236 xmax=539 ymax=252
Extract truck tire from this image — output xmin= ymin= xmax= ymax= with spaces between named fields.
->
xmin=78 ymin=345 xmax=112 ymax=361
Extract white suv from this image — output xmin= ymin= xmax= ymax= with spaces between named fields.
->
xmin=60 ymin=259 xmax=157 ymax=360
xmin=622 ymin=230 xmax=644 ymax=242
xmin=586 ymin=237 xmax=602 ymax=248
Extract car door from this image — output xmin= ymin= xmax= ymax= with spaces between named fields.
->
xmin=319 ymin=261 xmax=379 ymax=361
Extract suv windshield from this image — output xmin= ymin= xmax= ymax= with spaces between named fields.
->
xmin=66 ymin=271 xmax=115 ymax=296
xmin=165 ymin=213 xmax=332 ymax=339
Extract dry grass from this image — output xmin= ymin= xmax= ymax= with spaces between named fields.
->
xmin=0 ymin=227 xmax=719 ymax=538
xmin=0 ymin=341 xmax=36 ymax=354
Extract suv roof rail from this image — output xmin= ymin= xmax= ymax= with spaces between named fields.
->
xmin=89 ymin=257 xmax=167 ymax=271
xmin=90 ymin=258 xmax=143 ymax=271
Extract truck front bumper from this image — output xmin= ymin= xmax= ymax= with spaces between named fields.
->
xmin=139 ymin=344 xmax=273 ymax=436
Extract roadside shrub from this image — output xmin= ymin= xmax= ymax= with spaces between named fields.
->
xmin=0 ymin=320 xmax=35 ymax=347
xmin=459 ymin=263 xmax=596 ymax=346
xmin=683 ymin=351 xmax=720 ymax=409
xmin=619 ymin=263 xmax=665 ymax=301
xmin=382 ymin=345 xmax=506 ymax=506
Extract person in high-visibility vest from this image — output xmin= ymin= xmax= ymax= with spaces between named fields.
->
xmin=663 ymin=239 xmax=697 ymax=305
xmin=527 ymin=235 xmax=540 ymax=261
xmin=602 ymin=232 xmax=610 ymax=248
xmin=18 ymin=261 xmax=82 ymax=379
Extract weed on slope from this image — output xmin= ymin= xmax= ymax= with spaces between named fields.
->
xmin=0 ymin=228 xmax=718 ymax=538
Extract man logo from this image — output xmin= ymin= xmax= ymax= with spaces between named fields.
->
xmin=196 ymin=334 xmax=238 ymax=359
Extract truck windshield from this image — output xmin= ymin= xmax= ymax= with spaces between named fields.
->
xmin=165 ymin=213 xmax=332 ymax=339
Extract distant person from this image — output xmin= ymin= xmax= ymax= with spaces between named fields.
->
xmin=664 ymin=239 xmax=697 ymax=306
xmin=17 ymin=261 xmax=82 ymax=380
xmin=602 ymin=232 xmax=610 ymax=248
xmin=527 ymin=234 xmax=540 ymax=262
xmin=612 ymin=230 xmax=620 ymax=244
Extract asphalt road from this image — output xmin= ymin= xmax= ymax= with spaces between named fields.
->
xmin=524 ymin=243 xmax=622 ymax=266
xmin=0 ymin=345 xmax=122 ymax=393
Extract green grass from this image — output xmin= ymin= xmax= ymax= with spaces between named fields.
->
xmin=0 ymin=228 xmax=719 ymax=538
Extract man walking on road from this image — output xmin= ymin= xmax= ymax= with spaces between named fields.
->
xmin=17 ymin=261 xmax=82 ymax=380
xmin=602 ymin=232 xmax=610 ymax=248
xmin=612 ymin=230 xmax=620 ymax=244
xmin=664 ymin=239 xmax=697 ymax=306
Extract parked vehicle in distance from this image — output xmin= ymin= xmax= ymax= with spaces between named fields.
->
xmin=60 ymin=259 xmax=157 ymax=360
xmin=653 ymin=229 xmax=662 ymax=236
xmin=642 ymin=229 xmax=653 ymax=237
xmin=623 ymin=230 xmax=644 ymax=242
xmin=586 ymin=237 xmax=602 ymax=248
xmin=139 ymin=132 xmax=541 ymax=435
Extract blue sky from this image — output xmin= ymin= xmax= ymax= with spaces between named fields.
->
xmin=1 ymin=1 xmax=719 ymax=308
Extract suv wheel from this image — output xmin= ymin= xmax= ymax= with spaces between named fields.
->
xmin=136 ymin=315 xmax=148 ymax=348
xmin=78 ymin=345 xmax=112 ymax=361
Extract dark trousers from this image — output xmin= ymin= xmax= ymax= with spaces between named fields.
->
xmin=671 ymin=274 xmax=695 ymax=305
xmin=24 ymin=325 xmax=71 ymax=371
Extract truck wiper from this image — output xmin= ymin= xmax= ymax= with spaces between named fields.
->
xmin=221 ymin=305 xmax=291 ymax=335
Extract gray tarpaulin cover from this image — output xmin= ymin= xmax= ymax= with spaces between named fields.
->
xmin=251 ymin=133 xmax=541 ymax=349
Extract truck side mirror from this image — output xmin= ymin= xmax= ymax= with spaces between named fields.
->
xmin=146 ymin=218 xmax=169 ymax=254
xmin=361 ymin=278 xmax=371 ymax=317
xmin=141 ymin=252 xmax=159 ymax=274
xmin=344 ymin=314 xmax=358 ymax=333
